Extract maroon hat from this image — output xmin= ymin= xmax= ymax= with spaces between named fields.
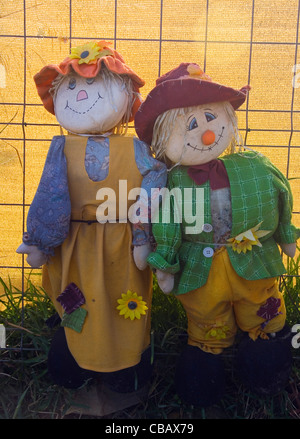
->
xmin=135 ymin=63 xmax=250 ymax=145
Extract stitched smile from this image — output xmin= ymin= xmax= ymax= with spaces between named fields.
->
xmin=187 ymin=127 xmax=225 ymax=152
xmin=65 ymin=92 xmax=103 ymax=114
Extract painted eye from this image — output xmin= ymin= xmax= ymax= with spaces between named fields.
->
xmin=188 ymin=117 xmax=198 ymax=131
xmin=205 ymin=112 xmax=216 ymax=122
xmin=86 ymin=77 xmax=95 ymax=85
xmin=68 ymin=77 xmax=76 ymax=90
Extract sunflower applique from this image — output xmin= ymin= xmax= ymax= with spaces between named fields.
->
xmin=69 ymin=41 xmax=114 ymax=65
xmin=205 ymin=324 xmax=230 ymax=340
xmin=117 ymin=290 xmax=148 ymax=320
xmin=227 ymin=222 xmax=271 ymax=254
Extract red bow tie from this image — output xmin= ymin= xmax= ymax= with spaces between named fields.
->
xmin=187 ymin=159 xmax=230 ymax=190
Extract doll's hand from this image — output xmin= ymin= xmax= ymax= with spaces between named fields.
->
xmin=156 ymin=270 xmax=174 ymax=294
xmin=16 ymin=243 xmax=47 ymax=268
xmin=133 ymin=242 xmax=152 ymax=270
xmin=279 ymin=242 xmax=296 ymax=258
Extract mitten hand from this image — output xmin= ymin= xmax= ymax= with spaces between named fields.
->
xmin=133 ymin=242 xmax=152 ymax=270
xmin=156 ymin=269 xmax=174 ymax=294
xmin=16 ymin=243 xmax=47 ymax=268
xmin=279 ymin=242 xmax=296 ymax=258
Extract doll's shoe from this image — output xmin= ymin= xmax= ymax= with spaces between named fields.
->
xmin=235 ymin=325 xmax=293 ymax=396
xmin=175 ymin=345 xmax=225 ymax=407
xmin=66 ymin=378 xmax=149 ymax=417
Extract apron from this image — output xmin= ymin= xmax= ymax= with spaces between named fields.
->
xmin=43 ymin=134 xmax=152 ymax=372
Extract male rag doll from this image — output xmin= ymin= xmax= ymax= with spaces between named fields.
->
xmin=17 ymin=41 xmax=166 ymax=395
xmin=135 ymin=63 xmax=299 ymax=407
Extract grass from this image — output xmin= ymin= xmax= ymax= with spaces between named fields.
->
xmin=0 ymin=260 xmax=300 ymax=419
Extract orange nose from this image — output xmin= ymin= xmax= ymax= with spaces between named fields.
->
xmin=202 ymin=130 xmax=216 ymax=145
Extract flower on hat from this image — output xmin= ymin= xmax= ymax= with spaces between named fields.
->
xmin=116 ymin=290 xmax=148 ymax=320
xmin=187 ymin=64 xmax=212 ymax=82
xmin=69 ymin=41 xmax=114 ymax=65
xmin=227 ymin=222 xmax=271 ymax=254
xmin=96 ymin=40 xmax=115 ymax=58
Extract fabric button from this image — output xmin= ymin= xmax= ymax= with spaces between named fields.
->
xmin=203 ymin=247 xmax=214 ymax=258
xmin=202 ymin=223 xmax=213 ymax=233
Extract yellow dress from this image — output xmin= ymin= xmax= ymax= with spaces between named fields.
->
xmin=42 ymin=134 xmax=152 ymax=372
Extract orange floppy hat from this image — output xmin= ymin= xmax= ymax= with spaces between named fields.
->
xmin=34 ymin=41 xmax=145 ymax=120
xmin=135 ymin=63 xmax=250 ymax=145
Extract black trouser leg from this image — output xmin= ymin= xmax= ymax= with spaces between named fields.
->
xmin=235 ymin=325 xmax=293 ymax=396
xmin=175 ymin=345 xmax=225 ymax=407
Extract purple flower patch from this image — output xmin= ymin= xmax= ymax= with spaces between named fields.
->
xmin=57 ymin=282 xmax=85 ymax=314
xmin=257 ymin=297 xmax=282 ymax=328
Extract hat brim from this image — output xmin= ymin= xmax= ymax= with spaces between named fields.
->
xmin=135 ymin=78 xmax=249 ymax=145
xmin=34 ymin=55 xmax=145 ymax=119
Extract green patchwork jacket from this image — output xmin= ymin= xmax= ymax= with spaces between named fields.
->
xmin=147 ymin=151 xmax=300 ymax=295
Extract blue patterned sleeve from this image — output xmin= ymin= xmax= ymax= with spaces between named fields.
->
xmin=23 ymin=136 xmax=71 ymax=255
xmin=132 ymin=137 xmax=167 ymax=246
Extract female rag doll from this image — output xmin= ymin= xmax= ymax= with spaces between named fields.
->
xmin=135 ymin=63 xmax=299 ymax=407
xmin=17 ymin=41 xmax=166 ymax=393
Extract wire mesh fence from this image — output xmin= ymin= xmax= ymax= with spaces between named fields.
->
xmin=0 ymin=0 xmax=300 ymax=356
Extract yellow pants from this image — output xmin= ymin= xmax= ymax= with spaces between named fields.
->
xmin=178 ymin=247 xmax=286 ymax=354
